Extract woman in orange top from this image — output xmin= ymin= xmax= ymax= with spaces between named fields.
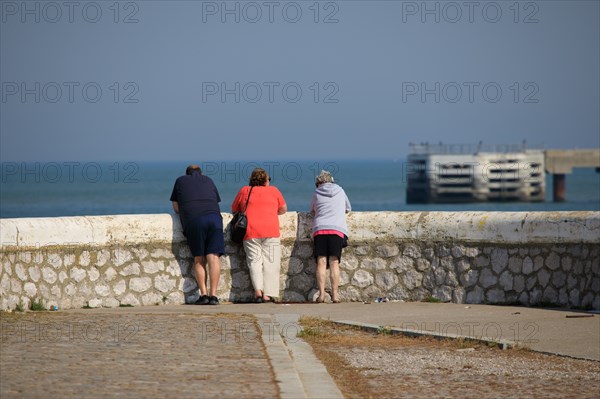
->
xmin=232 ymin=168 xmax=287 ymax=303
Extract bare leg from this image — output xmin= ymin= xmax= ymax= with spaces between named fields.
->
xmin=206 ymin=253 xmax=221 ymax=296
xmin=316 ymin=256 xmax=327 ymax=302
xmin=193 ymin=256 xmax=208 ymax=296
xmin=329 ymin=256 xmax=340 ymax=302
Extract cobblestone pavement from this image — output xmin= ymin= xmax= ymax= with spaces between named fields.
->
xmin=0 ymin=312 xmax=279 ymax=399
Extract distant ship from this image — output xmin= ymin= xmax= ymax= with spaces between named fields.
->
xmin=405 ymin=142 xmax=545 ymax=203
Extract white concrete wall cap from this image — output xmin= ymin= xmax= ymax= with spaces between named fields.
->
xmin=1 ymin=211 xmax=598 ymax=249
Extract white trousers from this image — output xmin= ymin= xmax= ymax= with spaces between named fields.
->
xmin=243 ymin=237 xmax=281 ymax=298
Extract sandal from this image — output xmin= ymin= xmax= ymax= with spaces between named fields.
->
xmin=255 ymin=297 xmax=263 ymax=303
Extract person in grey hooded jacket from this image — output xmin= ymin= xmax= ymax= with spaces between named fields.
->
xmin=310 ymin=170 xmax=351 ymax=303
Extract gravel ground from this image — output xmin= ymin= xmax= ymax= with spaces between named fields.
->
xmin=301 ymin=320 xmax=600 ymax=399
xmin=342 ymin=346 xmax=600 ymax=398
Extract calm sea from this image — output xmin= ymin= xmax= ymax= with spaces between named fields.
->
xmin=1 ymin=160 xmax=599 ymax=219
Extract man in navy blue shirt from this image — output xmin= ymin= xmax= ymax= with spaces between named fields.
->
xmin=171 ymin=165 xmax=224 ymax=305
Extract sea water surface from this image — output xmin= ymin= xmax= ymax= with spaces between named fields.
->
xmin=1 ymin=160 xmax=599 ymax=219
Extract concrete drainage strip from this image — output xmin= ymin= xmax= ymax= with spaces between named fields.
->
xmin=255 ymin=313 xmax=344 ymax=399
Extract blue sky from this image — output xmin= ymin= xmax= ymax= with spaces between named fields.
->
xmin=1 ymin=0 xmax=599 ymax=162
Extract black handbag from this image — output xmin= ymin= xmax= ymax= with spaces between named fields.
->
xmin=230 ymin=186 xmax=254 ymax=243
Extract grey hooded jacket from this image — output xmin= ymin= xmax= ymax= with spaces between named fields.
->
xmin=310 ymin=183 xmax=351 ymax=235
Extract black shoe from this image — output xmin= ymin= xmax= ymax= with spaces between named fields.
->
xmin=194 ymin=295 xmax=209 ymax=305
xmin=255 ymin=297 xmax=263 ymax=303
xmin=208 ymin=296 xmax=219 ymax=305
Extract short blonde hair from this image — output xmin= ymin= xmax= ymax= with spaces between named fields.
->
xmin=315 ymin=170 xmax=334 ymax=186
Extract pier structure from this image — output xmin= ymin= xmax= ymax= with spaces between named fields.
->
xmin=406 ymin=143 xmax=600 ymax=204
xmin=406 ymin=143 xmax=545 ymax=204
xmin=544 ymin=149 xmax=600 ymax=202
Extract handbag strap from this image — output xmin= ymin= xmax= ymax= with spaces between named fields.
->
xmin=244 ymin=186 xmax=254 ymax=212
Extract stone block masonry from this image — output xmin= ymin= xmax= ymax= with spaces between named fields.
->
xmin=1 ymin=212 xmax=598 ymax=310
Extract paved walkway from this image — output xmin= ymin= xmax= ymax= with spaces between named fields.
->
xmin=1 ymin=302 xmax=598 ymax=398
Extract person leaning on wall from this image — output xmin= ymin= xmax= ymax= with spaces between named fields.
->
xmin=232 ymin=167 xmax=287 ymax=303
xmin=170 ymin=164 xmax=223 ymax=305
xmin=310 ymin=170 xmax=351 ymax=303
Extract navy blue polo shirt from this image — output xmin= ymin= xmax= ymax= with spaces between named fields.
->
xmin=170 ymin=171 xmax=221 ymax=232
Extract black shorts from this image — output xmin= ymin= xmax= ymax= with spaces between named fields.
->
xmin=314 ymin=234 xmax=344 ymax=266
xmin=185 ymin=213 xmax=225 ymax=257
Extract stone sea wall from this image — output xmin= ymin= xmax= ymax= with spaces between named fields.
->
xmin=0 ymin=212 xmax=599 ymax=310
